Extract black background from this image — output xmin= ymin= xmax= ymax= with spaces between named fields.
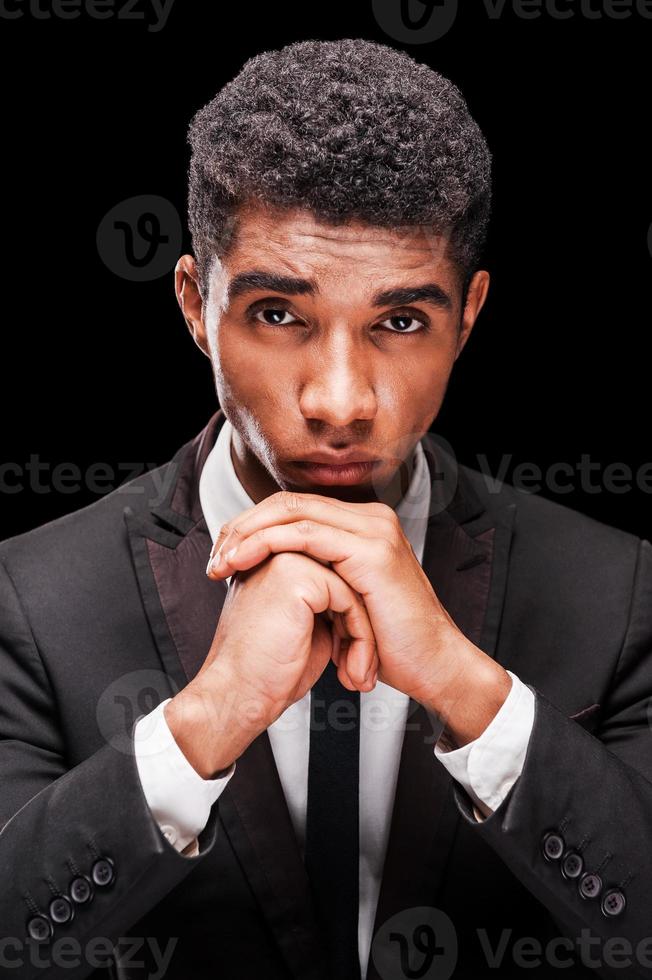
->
xmin=1 ymin=0 xmax=650 ymax=541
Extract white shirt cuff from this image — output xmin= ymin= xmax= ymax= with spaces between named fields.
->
xmin=433 ymin=670 xmax=535 ymax=820
xmin=134 ymin=697 xmax=236 ymax=853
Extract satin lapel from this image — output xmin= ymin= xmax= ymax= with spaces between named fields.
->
xmin=123 ymin=409 xmax=327 ymax=980
xmin=367 ymin=434 xmax=516 ymax=980
xmin=122 ymin=409 xmax=229 ymax=694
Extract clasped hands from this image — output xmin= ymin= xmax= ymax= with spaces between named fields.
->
xmin=205 ymin=490 xmax=490 ymax=719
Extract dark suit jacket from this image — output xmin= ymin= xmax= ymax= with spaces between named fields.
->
xmin=1 ymin=408 xmax=651 ymax=980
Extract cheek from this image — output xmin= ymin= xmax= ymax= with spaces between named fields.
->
xmin=214 ymin=330 xmax=297 ymax=455
xmin=377 ymin=352 xmax=451 ymax=425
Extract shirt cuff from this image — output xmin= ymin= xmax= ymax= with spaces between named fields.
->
xmin=134 ymin=697 xmax=236 ymax=853
xmin=433 ymin=670 xmax=535 ymax=820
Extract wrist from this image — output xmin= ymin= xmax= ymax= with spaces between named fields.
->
xmin=165 ymin=666 xmax=258 ymax=778
xmin=419 ymin=636 xmax=512 ymax=747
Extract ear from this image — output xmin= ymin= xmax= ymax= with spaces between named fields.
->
xmin=455 ymin=270 xmax=490 ymax=360
xmin=174 ymin=254 xmax=210 ymax=358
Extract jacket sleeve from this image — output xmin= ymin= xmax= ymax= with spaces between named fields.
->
xmin=453 ymin=536 xmax=652 ymax=978
xmin=133 ymin=697 xmax=235 ymax=855
xmin=433 ymin=668 xmax=535 ymax=817
xmin=0 ymin=556 xmax=222 ymax=980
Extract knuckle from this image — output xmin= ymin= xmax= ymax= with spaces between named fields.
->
xmin=375 ymin=536 xmax=397 ymax=562
xmin=223 ymin=522 xmax=243 ymax=541
xmin=278 ymin=490 xmax=301 ymax=512
xmin=295 ymin=519 xmax=315 ymax=536
xmin=369 ymin=501 xmax=395 ymax=521
xmin=269 ymin=551 xmax=299 ymax=574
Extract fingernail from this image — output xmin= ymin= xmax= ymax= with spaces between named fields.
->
xmin=206 ymin=545 xmax=223 ymax=575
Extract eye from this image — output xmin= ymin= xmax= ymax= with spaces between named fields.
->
xmin=377 ymin=313 xmax=426 ymax=334
xmin=252 ymin=307 xmax=301 ymax=327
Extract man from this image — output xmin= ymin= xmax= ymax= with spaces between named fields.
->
xmin=1 ymin=36 xmax=651 ymax=980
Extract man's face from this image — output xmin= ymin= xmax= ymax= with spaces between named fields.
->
xmin=176 ymin=201 xmax=489 ymax=504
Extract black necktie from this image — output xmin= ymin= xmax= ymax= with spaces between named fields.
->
xmin=304 ymin=657 xmax=361 ymax=980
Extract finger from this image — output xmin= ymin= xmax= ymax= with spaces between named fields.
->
xmin=334 ymin=639 xmax=357 ymax=691
xmin=303 ymin=562 xmax=378 ymax=691
xmin=209 ymin=521 xmax=386 ymax=596
xmin=211 ymin=492 xmax=396 ymax=567
xmin=332 ymin=611 xmax=347 ymax=640
xmin=325 ymin=572 xmax=377 ymax=690
xmin=341 ymin=638 xmax=379 ymax=692
xmin=332 ymin=613 xmax=380 ymax=685
xmin=218 ymin=490 xmax=395 ymax=550
xmin=319 ymin=609 xmax=346 ymax=666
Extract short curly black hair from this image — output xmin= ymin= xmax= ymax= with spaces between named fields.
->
xmin=187 ymin=37 xmax=492 ymax=300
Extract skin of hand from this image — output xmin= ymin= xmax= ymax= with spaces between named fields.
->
xmin=164 ymin=551 xmax=378 ymax=778
xmin=206 ymin=490 xmax=512 ymax=746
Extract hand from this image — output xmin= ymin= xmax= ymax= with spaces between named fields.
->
xmin=165 ymin=551 xmax=378 ymax=778
xmin=206 ymin=491 xmax=476 ymax=708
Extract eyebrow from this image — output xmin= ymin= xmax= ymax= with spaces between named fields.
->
xmin=226 ymin=270 xmax=453 ymax=310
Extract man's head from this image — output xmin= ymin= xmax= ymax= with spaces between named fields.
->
xmin=175 ymin=38 xmax=492 ymax=504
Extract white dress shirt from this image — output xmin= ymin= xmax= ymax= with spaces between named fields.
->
xmin=134 ymin=418 xmax=535 ymax=980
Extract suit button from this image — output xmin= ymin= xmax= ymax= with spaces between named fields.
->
xmin=601 ymin=888 xmax=626 ymax=917
xmin=49 ymin=896 xmax=74 ymax=924
xmin=542 ymin=831 xmax=565 ymax=861
xmin=91 ymin=857 xmax=115 ymax=888
xmin=561 ymin=850 xmax=584 ymax=879
xmin=27 ymin=915 xmax=53 ymax=943
xmin=579 ymin=872 xmax=602 ymax=899
xmin=70 ymin=875 xmax=93 ymax=904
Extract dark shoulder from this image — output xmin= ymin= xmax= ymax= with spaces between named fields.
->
xmin=459 ymin=457 xmax=642 ymax=584
xmin=0 ymin=455 xmax=179 ymax=580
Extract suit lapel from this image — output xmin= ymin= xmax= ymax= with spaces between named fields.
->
xmin=366 ymin=434 xmax=516 ymax=980
xmin=123 ymin=409 xmax=329 ymax=980
xmin=123 ymin=413 xmax=515 ymax=980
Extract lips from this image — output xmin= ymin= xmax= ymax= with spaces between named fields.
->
xmin=296 ymin=459 xmax=381 ymax=486
xmin=295 ymin=451 xmax=380 ymax=466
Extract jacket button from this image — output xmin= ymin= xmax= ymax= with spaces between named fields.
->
xmin=27 ymin=915 xmax=53 ymax=943
xmin=49 ymin=896 xmax=74 ymax=925
xmin=69 ymin=875 xmax=93 ymax=904
xmin=601 ymin=888 xmax=626 ymax=917
xmin=91 ymin=857 xmax=115 ymax=888
xmin=579 ymin=872 xmax=602 ymax=899
xmin=542 ymin=831 xmax=565 ymax=861
xmin=561 ymin=850 xmax=584 ymax=879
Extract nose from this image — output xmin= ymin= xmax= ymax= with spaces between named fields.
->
xmin=298 ymin=332 xmax=377 ymax=428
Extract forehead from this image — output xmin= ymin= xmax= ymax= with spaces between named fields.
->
xmin=223 ymin=200 xmax=455 ymax=281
